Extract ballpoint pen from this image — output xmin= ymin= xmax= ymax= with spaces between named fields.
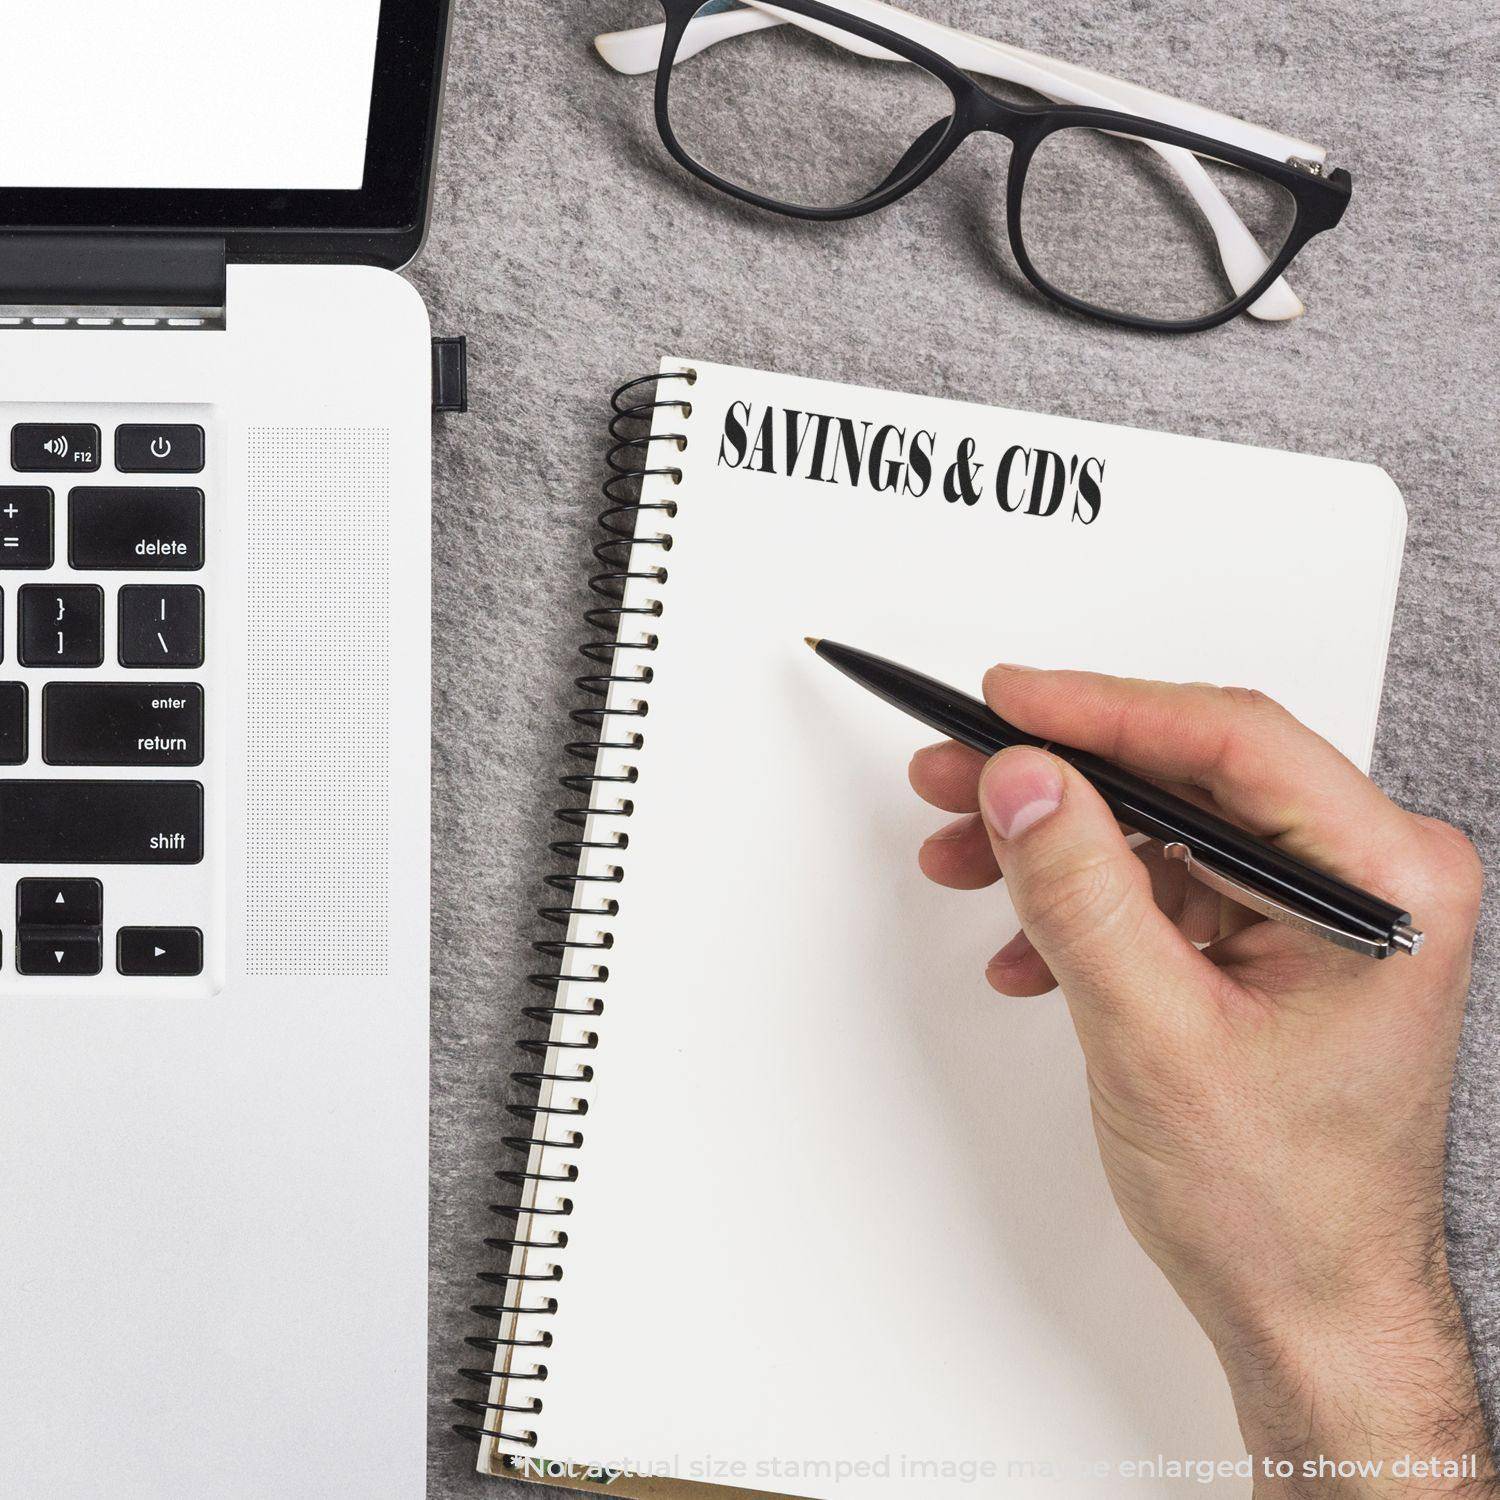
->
xmin=806 ymin=637 xmax=1423 ymax=959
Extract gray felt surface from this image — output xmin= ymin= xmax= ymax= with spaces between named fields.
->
xmin=409 ymin=2 xmax=1499 ymax=1494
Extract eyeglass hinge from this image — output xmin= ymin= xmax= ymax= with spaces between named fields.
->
xmin=1286 ymin=156 xmax=1325 ymax=177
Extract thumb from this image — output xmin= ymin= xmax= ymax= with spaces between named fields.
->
xmin=977 ymin=746 xmax=1219 ymax=1036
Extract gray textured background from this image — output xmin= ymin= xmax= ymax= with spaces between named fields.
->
xmin=409 ymin=1 xmax=1499 ymax=1494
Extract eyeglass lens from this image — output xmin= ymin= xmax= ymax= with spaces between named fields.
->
xmin=1018 ymin=128 xmax=1299 ymax=322
xmin=665 ymin=2 xmax=957 ymax=212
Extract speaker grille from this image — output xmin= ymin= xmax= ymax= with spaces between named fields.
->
xmin=246 ymin=428 xmax=391 ymax=977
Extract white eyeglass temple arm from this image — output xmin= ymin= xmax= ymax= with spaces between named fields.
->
xmin=595 ymin=2 xmax=1325 ymax=320
xmin=598 ymin=3 xmax=1320 ymax=161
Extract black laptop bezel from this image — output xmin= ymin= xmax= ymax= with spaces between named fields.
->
xmin=0 ymin=0 xmax=451 ymax=269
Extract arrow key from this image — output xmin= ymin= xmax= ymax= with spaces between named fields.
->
xmin=17 ymin=877 xmax=103 ymax=926
xmin=18 ymin=930 xmax=102 ymax=976
xmin=117 ymin=926 xmax=202 ymax=977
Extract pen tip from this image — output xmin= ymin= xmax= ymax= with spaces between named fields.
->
xmin=804 ymin=636 xmax=821 ymax=650
xmin=1391 ymin=922 xmax=1424 ymax=955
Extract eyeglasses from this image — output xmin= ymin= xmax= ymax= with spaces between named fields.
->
xmin=595 ymin=0 xmax=1351 ymax=333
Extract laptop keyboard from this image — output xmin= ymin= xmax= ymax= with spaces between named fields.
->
xmin=0 ymin=405 xmax=216 ymax=988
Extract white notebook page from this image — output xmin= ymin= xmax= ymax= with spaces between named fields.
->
xmin=486 ymin=359 xmax=1406 ymax=1498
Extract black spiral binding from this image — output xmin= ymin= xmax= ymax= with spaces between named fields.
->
xmin=453 ymin=370 xmax=694 ymax=1455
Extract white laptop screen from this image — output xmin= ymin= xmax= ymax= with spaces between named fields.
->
xmin=0 ymin=0 xmax=383 ymax=190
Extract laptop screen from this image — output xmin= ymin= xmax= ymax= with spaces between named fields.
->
xmin=0 ymin=0 xmax=382 ymax=191
xmin=0 ymin=0 xmax=448 ymax=266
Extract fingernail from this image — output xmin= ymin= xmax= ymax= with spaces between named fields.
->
xmin=983 ymin=662 xmax=1037 ymax=699
xmin=908 ymin=742 xmax=943 ymax=771
xmin=923 ymin=813 xmax=976 ymax=844
xmin=980 ymin=749 xmax=1063 ymax=840
xmin=986 ymin=929 xmax=1034 ymax=971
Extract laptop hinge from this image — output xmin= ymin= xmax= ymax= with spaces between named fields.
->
xmin=0 ymin=234 xmax=226 ymax=330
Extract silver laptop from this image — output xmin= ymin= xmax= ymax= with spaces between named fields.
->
xmin=0 ymin=4 xmax=450 ymax=1494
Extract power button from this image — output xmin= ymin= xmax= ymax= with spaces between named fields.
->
xmin=115 ymin=424 xmax=205 ymax=474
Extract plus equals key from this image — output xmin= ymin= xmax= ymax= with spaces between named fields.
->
xmin=0 ymin=487 xmax=55 ymax=570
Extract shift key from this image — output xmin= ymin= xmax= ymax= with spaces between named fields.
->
xmin=69 ymin=488 xmax=203 ymax=570
xmin=0 ymin=780 xmax=202 ymax=863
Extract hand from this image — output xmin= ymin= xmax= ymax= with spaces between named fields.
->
xmin=909 ymin=665 xmax=1495 ymax=1497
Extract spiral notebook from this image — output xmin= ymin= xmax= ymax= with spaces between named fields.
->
xmin=462 ymin=359 xmax=1408 ymax=1499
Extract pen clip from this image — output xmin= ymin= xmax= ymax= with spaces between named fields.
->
xmin=1160 ymin=842 xmax=1396 ymax=959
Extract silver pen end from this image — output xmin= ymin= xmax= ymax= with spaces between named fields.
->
xmin=1391 ymin=922 xmax=1424 ymax=956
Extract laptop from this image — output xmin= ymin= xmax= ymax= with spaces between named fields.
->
xmin=0 ymin=4 xmax=451 ymax=1495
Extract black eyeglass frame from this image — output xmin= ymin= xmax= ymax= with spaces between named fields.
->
xmin=650 ymin=0 xmax=1352 ymax=332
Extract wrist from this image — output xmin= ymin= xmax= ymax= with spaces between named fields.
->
xmin=1212 ymin=1266 xmax=1496 ymax=1497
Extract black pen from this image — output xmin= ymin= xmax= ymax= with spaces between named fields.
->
xmin=806 ymin=637 xmax=1422 ymax=959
